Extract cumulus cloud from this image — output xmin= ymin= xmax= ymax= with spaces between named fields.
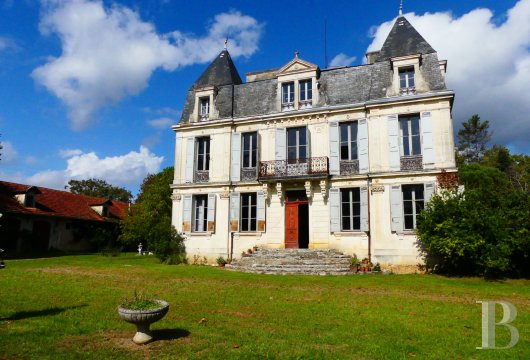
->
xmin=329 ymin=53 xmax=357 ymax=67
xmin=1 ymin=141 xmax=18 ymax=163
xmin=59 ymin=148 xmax=83 ymax=158
xmin=148 ymin=117 xmax=174 ymax=130
xmin=32 ymin=1 xmax=263 ymax=130
xmin=367 ymin=0 xmax=530 ymax=152
xmin=24 ymin=146 xmax=163 ymax=190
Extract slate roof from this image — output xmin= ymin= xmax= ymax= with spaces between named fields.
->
xmin=0 ymin=181 xmax=128 ymax=222
xmin=192 ymin=50 xmax=242 ymax=89
xmin=376 ymin=16 xmax=435 ymax=62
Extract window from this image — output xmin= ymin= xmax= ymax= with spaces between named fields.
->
xmin=340 ymin=122 xmax=358 ymax=160
xmin=196 ymin=137 xmax=210 ymax=171
xmin=399 ymin=115 xmax=421 ymax=156
xmin=199 ymin=97 xmax=210 ymax=120
xmin=101 ymin=206 xmax=109 ymax=217
xmin=399 ymin=68 xmax=415 ymax=89
xmin=299 ymin=79 xmax=312 ymax=107
xmin=242 ymin=132 xmax=257 ymax=168
xmin=240 ymin=193 xmax=257 ymax=232
xmin=287 ymin=127 xmax=307 ymax=162
xmin=282 ymin=82 xmax=295 ymax=110
xmin=24 ymin=194 xmax=35 ymax=207
xmin=341 ymin=188 xmax=361 ymax=231
xmin=193 ymin=195 xmax=208 ymax=232
xmin=402 ymin=184 xmax=424 ymax=230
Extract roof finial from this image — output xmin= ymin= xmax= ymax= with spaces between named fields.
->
xmin=295 ymin=50 xmax=300 ymax=58
xmin=224 ymin=38 xmax=228 ymax=50
xmin=399 ymin=0 xmax=403 ymax=16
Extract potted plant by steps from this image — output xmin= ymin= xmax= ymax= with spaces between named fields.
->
xmin=216 ymin=256 xmax=227 ymax=267
xmin=118 ymin=291 xmax=169 ymax=345
xmin=349 ymin=254 xmax=359 ymax=272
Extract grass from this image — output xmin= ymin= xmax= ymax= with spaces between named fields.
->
xmin=0 ymin=254 xmax=528 ymax=359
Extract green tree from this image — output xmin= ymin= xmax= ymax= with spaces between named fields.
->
xmin=67 ymin=178 xmax=132 ymax=203
xmin=457 ymin=114 xmax=491 ymax=165
xmin=416 ymin=164 xmax=530 ymax=278
xmin=482 ymin=146 xmax=530 ymax=193
xmin=119 ymin=167 xmax=186 ymax=264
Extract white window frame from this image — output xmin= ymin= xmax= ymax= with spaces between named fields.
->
xmin=299 ymin=79 xmax=312 ymax=109
xmin=282 ymin=82 xmax=295 ymax=110
xmin=193 ymin=195 xmax=208 ymax=232
xmin=339 ymin=121 xmax=358 ymax=161
xmin=195 ymin=137 xmax=210 ymax=171
xmin=242 ymin=132 xmax=258 ymax=168
xmin=287 ymin=127 xmax=307 ymax=162
xmin=240 ymin=193 xmax=257 ymax=232
xmin=399 ymin=68 xmax=415 ymax=88
xmin=199 ymin=97 xmax=210 ymax=121
xmin=402 ymin=184 xmax=424 ymax=230
xmin=399 ymin=115 xmax=421 ymax=156
xmin=340 ymin=188 xmax=361 ymax=231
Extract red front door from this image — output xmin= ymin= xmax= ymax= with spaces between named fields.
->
xmin=285 ymin=203 xmax=299 ymax=248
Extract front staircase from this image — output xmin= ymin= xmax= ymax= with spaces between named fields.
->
xmin=225 ymin=248 xmax=353 ymax=275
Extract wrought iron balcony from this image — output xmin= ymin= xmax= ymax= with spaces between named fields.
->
xmin=258 ymin=157 xmax=329 ymax=180
xmin=241 ymin=167 xmax=258 ymax=181
xmin=400 ymin=155 xmax=423 ymax=171
xmin=340 ymin=160 xmax=359 ymax=176
xmin=400 ymin=86 xmax=416 ymax=96
xmin=194 ymin=170 xmax=209 ymax=183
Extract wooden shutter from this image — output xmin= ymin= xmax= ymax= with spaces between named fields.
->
xmin=182 ymin=194 xmax=192 ymax=233
xmin=390 ymin=185 xmax=403 ymax=232
xmin=207 ymin=193 xmax=216 ymax=232
xmin=257 ymin=191 xmax=266 ymax=232
xmin=329 ymin=122 xmax=340 ymax=175
xmin=358 ymin=119 xmax=369 ymax=174
xmin=388 ymin=115 xmax=400 ymax=171
xmin=231 ymin=132 xmax=241 ymax=182
xmin=185 ymin=137 xmax=194 ymax=183
xmin=329 ymin=188 xmax=340 ymax=232
xmin=275 ymin=128 xmax=286 ymax=161
xmin=421 ymin=111 xmax=434 ymax=166
xmin=360 ymin=186 xmax=369 ymax=231
xmin=424 ymin=182 xmax=435 ymax=202
xmin=306 ymin=126 xmax=311 ymax=159
xmin=229 ymin=192 xmax=240 ymax=232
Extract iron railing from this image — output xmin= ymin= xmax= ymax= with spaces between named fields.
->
xmin=241 ymin=167 xmax=258 ymax=181
xmin=258 ymin=157 xmax=329 ymax=179
xmin=400 ymin=155 xmax=423 ymax=171
xmin=194 ymin=170 xmax=209 ymax=183
xmin=340 ymin=160 xmax=359 ymax=176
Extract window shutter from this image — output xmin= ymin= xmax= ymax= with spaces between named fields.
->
xmin=185 ymin=137 xmax=194 ymax=183
xmin=390 ymin=185 xmax=403 ymax=232
xmin=421 ymin=111 xmax=434 ymax=166
xmin=388 ymin=115 xmax=400 ymax=171
xmin=231 ymin=132 xmax=241 ymax=182
xmin=275 ymin=128 xmax=286 ymax=161
xmin=329 ymin=122 xmax=340 ymax=175
xmin=358 ymin=119 xmax=369 ymax=174
xmin=306 ymin=126 xmax=311 ymax=159
xmin=257 ymin=191 xmax=266 ymax=232
xmin=182 ymin=194 xmax=192 ymax=233
xmin=424 ymin=182 xmax=435 ymax=202
xmin=329 ymin=188 xmax=340 ymax=232
xmin=360 ymin=186 xmax=369 ymax=231
xmin=207 ymin=193 xmax=216 ymax=232
xmin=229 ymin=192 xmax=240 ymax=232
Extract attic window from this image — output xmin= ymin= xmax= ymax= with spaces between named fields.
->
xmin=299 ymin=79 xmax=312 ymax=109
xmin=25 ymin=194 xmax=35 ymax=208
xmin=101 ymin=206 xmax=109 ymax=217
xmin=199 ymin=97 xmax=210 ymax=121
xmin=399 ymin=67 xmax=415 ymax=95
xmin=281 ymin=82 xmax=295 ymax=111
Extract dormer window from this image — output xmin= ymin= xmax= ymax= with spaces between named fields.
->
xmin=199 ymin=97 xmax=210 ymax=121
xmin=299 ymin=79 xmax=312 ymax=109
xmin=399 ymin=68 xmax=415 ymax=95
xmin=25 ymin=194 xmax=35 ymax=207
xmin=282 ymin=82 xmax=295 ymax=111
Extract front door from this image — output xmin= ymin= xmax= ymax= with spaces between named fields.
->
xmin=285 ymin=203 xmax=299 ymax=248
xmin=284 ymin=190 xmax=309 ymax=249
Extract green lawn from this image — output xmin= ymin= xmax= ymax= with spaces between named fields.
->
xmin=0 ymin=254 xmax=528 ymax=359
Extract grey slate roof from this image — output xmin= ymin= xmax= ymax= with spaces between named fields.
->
xmin=192 ymin=50 xmax=242 ymax=89
xmin=376 ymin=16 xmax=435 ymax=61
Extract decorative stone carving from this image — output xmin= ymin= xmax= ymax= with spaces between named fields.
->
xmin=171 ymin=193 xmax=181 ymax=201
xmin=304 ymin=181 xmax=312 ymax=199
xmin=262 ymin=183 xmax=270 ymax=200
xmin=320 ymin=180 xmax=328 ymax=199
xmin=371 ymin=185 xmax=385 ymax=194
xmin=276 ymin=182 xmax=283 ymax=200
xmin=219 ymin=192 xmax=230 ymax=199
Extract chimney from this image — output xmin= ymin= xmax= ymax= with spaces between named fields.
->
xmin=365 ymin=51 xmax=380 ymax=64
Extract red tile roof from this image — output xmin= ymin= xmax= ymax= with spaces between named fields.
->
xmin=0 ymin=181 xmax=128 ymax=222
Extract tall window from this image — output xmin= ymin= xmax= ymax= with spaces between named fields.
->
xmin=196 ymin=137 xmax=210 ymax=171
xmin=287 ymin=127 xmax=307 ymax=162
xmin=199 ymin=97 xmax=210 ymax=120
xmin=402 ymin=185 xmax=424 ymax=230
xmin=241 ymin=193 xmax=257 ymax=232
xmin=299 ymin=79 xmax=312 ymax=102
xmin=399 ymin=115 xmax=421 ymax=156
xmin=242 ymin=132 xmax=257 ymax=168
xmin=340 ymin=122 xmax=358 ymax=160
xmin=193 ymin=195 xmax=208 ymax=232
xmin=399 ymin=68 xmax=415 ymax=89
xmin=282 ymin=82 xmax=295 ymax=105
xmin=341 ymin=188 xmax=361 ymax=231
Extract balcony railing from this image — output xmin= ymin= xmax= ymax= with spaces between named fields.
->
xmin=258 ymin=157 xmax=329 ymax=179
xmin=195 ymin=170 xmax=209 ymax=183
xmin=241 ymin=167 xmax=258 ymax=181
xmin=400 ymin=86 xmax=416 ymax=96
xmin=400 ymin=155 xmax=423 ymax=171
xmin=340 ymin=159 xmax=359 ymax=176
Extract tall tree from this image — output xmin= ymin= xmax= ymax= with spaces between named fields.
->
xmin=67 ymin=178 xmax=132 ymax=203
xmin=457 ymin=114 xmax=491 ymax=165
xmin=482 ymin=146 xmax=530 ymax=193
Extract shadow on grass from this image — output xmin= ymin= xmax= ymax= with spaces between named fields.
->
xmin=152 ymin=328 xmax=190 ymax=342
xmin=0 ymin=304 xmax=87 ymax=321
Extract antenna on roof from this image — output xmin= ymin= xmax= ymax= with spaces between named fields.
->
xmin=224 ymin=38 xmax=228 ymax=50
xmin=324 ymin=18 xmax=328 ymax=68
xmin=399 ymin=0 xmax=403 ymax=16
xmin=295 ymin=50 xmax=300 ymax=58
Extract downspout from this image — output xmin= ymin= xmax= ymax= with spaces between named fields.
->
xmin=367 ymin=174 xmax=372 ymax=263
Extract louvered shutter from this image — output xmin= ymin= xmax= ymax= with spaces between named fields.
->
xmin=358 ymin=119 xmax=369 ymax=173
xmin=229 ymin=192 xmax=240 ymax=232
xmin=390 ymin=185 xmax=403 ymax=232
xmin=182 ymin=194 xmax=192 ymax=233
xmin=231 ymin=132 xmax=241 ymax=182
xmin=329 ymin=188 xmax=340 ymax=232
xmin=329 ymin=122 xmax=340 ymax=175
xmin=275 ymin=128 xmax=286 ymax=161
xmin=306 ymin=126 xmax=311 ymax=160
xmin=207 ymin=193 xmax=216 ymax=232
xmin=421 ymin=111 xmax=434 ymax=166
xmin=424 ymin=182 xmax=435 ymax=202
xmin=360 ymin=186 xmax=369 ymax=231
xmin=388 ymin=115 xmax=400 ymax=171
xmin=257 ymin=191 xmax=266 ymax=232
xmin=185 ymin=137 xmax=194 ymax=183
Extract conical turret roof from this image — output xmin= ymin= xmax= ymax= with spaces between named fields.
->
xmin=376 ymin=16 xmax=435 ymax=62
xmin=192 ymin=50 xmax=242 ymax=88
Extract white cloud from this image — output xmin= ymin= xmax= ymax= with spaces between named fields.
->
xmin=329 ymin=53 xmax=357 ymax=67
xmin=59 ymin=148 xmax=83 ymax=158
xmin=33 ymin=1 xmax=263 ymax=130
xmin=1 ymin=141 xmax=18 ymax=164
xmin=367 ymin=0 xmax=530 ymax=152
xmin=22 ymin=146 xmax=163 ymax=190
xmin=147 ymin=117 xmax=174 ymax=130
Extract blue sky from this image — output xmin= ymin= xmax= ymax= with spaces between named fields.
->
xmin=1 ymin=0 xmax=529 ymax=195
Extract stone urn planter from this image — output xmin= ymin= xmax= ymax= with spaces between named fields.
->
xmin=118 ymin=300 xmax=169 ymax=344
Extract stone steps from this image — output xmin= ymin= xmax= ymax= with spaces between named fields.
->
xmin=225 ymin=248 xmax=353 ymax=275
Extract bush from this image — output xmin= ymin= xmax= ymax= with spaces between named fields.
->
xmin=148 ymin=225 xmax=187 ymax=265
